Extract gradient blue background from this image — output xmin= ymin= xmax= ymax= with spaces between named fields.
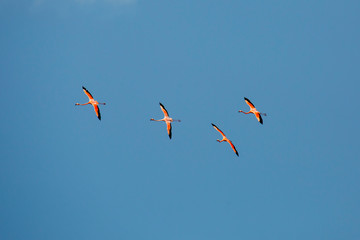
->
xmin=1 ymin=1 xmax=359 ymax=239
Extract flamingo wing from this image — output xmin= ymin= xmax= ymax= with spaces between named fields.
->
xmin=159 ymin=102 xmax=169 ymax=117
xmin=166 ymin=122 xmax=172 ymax=139
xmin=227 ymin=140 xmax=239 ymax=156
xmin=211 ymin=123 xmax=226 ymax=138
xmin=244 ymin=97 xmax=255 ymax=109
xmin=92 ymin=104 xmax=101 ymax=120
xmin=82 ymin=86 xmax=94 ymax=100
xmin=255 ymin=112 xmax=263 ymax=124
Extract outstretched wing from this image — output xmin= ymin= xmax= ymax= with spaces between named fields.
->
xmin=166 ymin=122 xmax=172 ymax=139
xmin=93 ymin=104 xmax=101 ymax=120
xmin=244 ymin=97 xmax=255 ymax=109
xmin=255 ymin=112 xmax=263 ymax=124
xmin=82 ymin=86 xmax=94 ymax=100
xmin=211 ymin=123 xmax=226 ymax=137
xmin=159 ymin=102 xmax=169 ymax=117
xmin=227 ymin=140 xmax=239 ymax=156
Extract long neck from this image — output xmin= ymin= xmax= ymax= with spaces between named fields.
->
xmin=150 ymin=119 xmax=164 ymax=121
xmin=76 ymin=102 xmax=90 ymax=106
xmin=239 ymin=110 xmax=251 ymax=114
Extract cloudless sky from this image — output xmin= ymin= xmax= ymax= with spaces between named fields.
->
xmin=0 ymin=0 xmax=360 ymax=239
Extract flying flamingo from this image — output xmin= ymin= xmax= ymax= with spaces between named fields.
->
xmin=211 ymin=123 xmax=239 ymax=156
xmin=150 ymin=103 xmax=181 ymax=139
xmin=75 ymin=86 xmax=106 ymax=120
xmin=238 ymin=97 xmax=267 ymax=124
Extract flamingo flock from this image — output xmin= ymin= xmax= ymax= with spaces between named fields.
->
xmin=75 ymin=86 xmax=266 ymax=157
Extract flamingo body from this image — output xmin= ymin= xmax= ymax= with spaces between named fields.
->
xmin=75 ymin=86 xmax=106 ymax=120
xmin=150 ymin=102 xmax=181 ymax=139
xmin=239 ymin=97 xmax=266 ymax=124
xmin=211 ymin=123 xmax=239 ymax=156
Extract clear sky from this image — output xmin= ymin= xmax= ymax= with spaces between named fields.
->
xmin=0 ymin=0 xmax=359 ymax=239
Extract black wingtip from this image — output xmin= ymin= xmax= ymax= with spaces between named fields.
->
xmin=236 ymin=152 xmax=239 ymax=156
xmin=244 ymin=97 xmax=256 ymax=108
xmin=211 ymin=123 xmax=215 ymax=127
xmin=82 ymin=86 xmax=86 ymax=89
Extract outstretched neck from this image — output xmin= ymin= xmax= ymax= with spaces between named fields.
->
xmin=75 ymin=102 xmax=90 ymax=106
xmin=239 ymin=110 xmax=251 ymax=114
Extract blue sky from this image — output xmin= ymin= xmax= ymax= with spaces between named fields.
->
xmin=0 ymin=1 xmax=360 ymax=239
